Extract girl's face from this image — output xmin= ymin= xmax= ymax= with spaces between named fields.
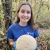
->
xmin=17 ymin=5 xmax=31 ymax=23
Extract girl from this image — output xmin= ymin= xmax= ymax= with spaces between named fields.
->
xmin=6 ymin=2 xmax=39 ymax=50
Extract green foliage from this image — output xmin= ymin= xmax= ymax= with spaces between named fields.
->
xmin=0 ymin=0 xmax=50 ymax=28
xmin=0 ymin=5 xmax=4 ymax=19
xmin=33 ymin=0 xmax=50 ymax=28
xmin=0 ymin=0 xmax=50 ymax=50
xmin=0 ymin=13 xmax=4 ymax=19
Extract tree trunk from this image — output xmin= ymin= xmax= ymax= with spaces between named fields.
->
xmin=26 ymin=0 xmax=28 ymax=2
xmin=1 ymin=0 xmax=12 ymax=50
xmin=1 ymin=0 xmax=12 ymax=30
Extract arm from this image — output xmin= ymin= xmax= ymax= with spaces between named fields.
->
xmin=9 ymin=39 xmax=14 ymax=46
xmin=34 ymin=29 xmax=39 ymax=38
xmin=6 ymin=27 xmax=14 ymax=46
xmin=9 ymin=39 xmax=16 ymax=50
xmin=34 ymin=29 xmax=39 ymax=42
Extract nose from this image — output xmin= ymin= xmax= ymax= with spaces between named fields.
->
xmin=24 ymin=12 xmax=28 ymax=17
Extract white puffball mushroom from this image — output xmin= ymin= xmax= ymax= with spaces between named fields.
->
xmin=16 ymin=35 xmax=37 ymax=50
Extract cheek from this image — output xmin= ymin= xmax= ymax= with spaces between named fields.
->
xmin=28 ymin=14 xmax=31 ymax=19
xmin=17 ymin=13 xmax=21 ymax=18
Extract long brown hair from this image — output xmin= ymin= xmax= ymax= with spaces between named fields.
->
xmin=15 ymin=2 xmax=37 ymax=30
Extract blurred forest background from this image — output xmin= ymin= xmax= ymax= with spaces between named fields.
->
xmin=0 ymin=0 xmax=50 ymax=50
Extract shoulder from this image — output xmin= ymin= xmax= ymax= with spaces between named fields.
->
xmin=8 ymin=23 xmax=18 ymax=30
xmin=34 ymin=29 xmax=38 ymax=32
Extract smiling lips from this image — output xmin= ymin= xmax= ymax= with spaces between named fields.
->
xmin=22 ymin=16 xmax=29 ymax=20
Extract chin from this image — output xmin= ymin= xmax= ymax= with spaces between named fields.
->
xmin=23 ymin=21 xmax=28 ymax=23
xmin=22 ymin=20 xmax=29 ymax=23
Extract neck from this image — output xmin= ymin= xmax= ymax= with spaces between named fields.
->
xmin=19 ymin=22 xmax=27 ymax=26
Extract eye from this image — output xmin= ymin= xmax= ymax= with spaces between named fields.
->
xmin=27 ymin=11 xmax=31 ymax=14
xmin=21 ymin=10 xmax=25 ymax=13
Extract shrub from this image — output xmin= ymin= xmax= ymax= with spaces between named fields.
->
xmin=37 ymin=33 xmax=50 ymax=50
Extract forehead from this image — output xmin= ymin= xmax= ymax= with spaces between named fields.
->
xmin=20 ymin=5 xmax=31 ymax=11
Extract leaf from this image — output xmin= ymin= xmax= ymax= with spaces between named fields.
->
xmin=0 ymin=30 xmax=4 ymax=35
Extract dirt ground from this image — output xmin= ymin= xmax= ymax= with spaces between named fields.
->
xmin=38 ymin=28 xmax=50 ymax=34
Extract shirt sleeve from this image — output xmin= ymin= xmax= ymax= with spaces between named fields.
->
xmin=34 ymin=29 xmax=39 ymax=38
xmin=6 ymin=27 xmax=14 ymax=39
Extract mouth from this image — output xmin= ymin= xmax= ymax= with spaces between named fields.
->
xmin=22 ymin=17 xmax=29 ymax=20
